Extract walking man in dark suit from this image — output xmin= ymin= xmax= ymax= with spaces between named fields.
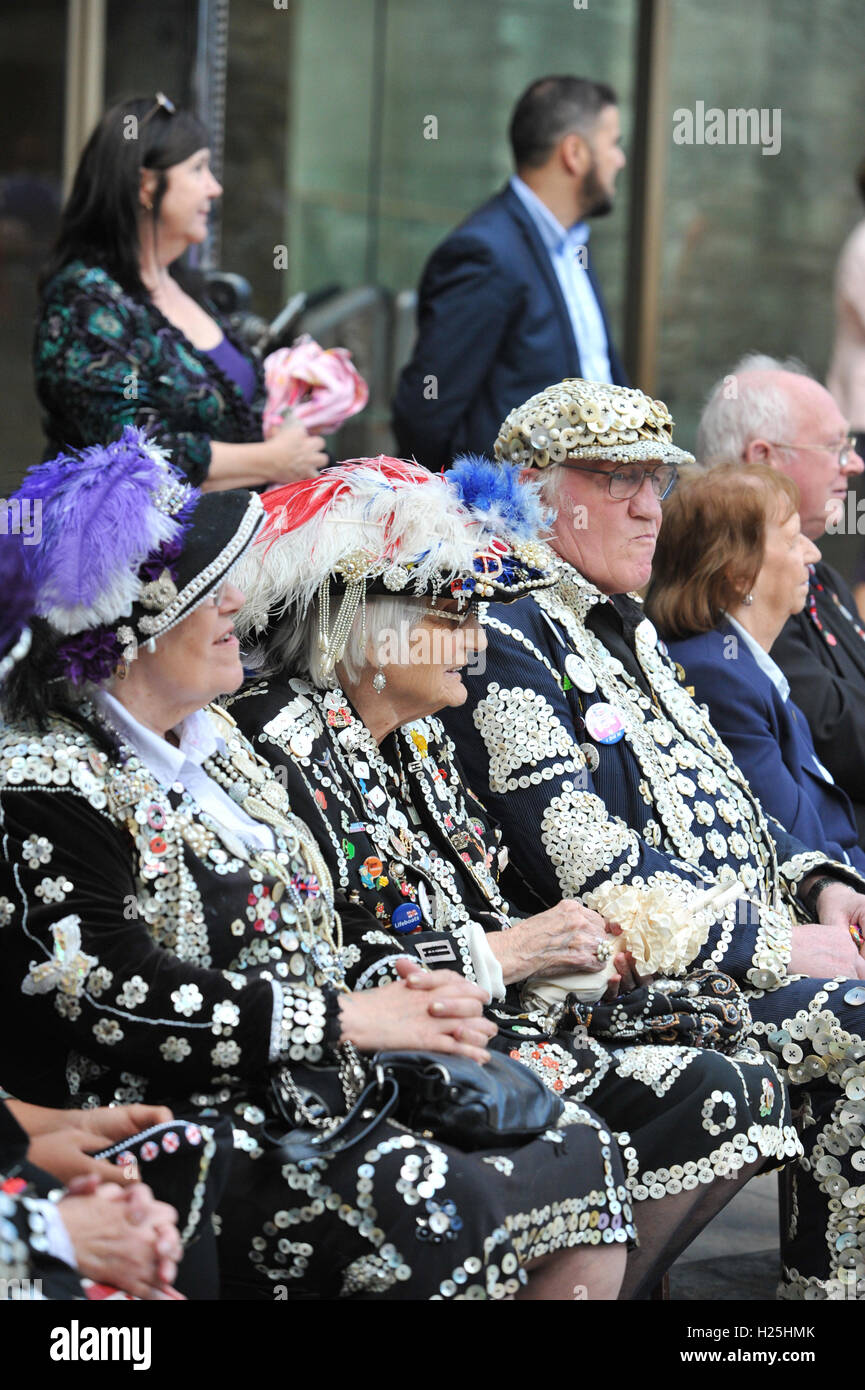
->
xmin=697 ymin=352 xmax=865 ymax=839
xmin=392 ymin=75 xmax=628 ymax=471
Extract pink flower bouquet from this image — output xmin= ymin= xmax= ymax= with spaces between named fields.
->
xmin=263 ymin=334 xmax=368 ymax=437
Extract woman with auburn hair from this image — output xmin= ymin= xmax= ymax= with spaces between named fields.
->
xmin=646 ymin=463 xmax=865 ymax=871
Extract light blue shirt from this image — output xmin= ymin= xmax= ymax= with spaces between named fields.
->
xmin=509 ymin=175 xmax=612 ymax=384
xmin=726 ymin=615 xmax=790 ymax=702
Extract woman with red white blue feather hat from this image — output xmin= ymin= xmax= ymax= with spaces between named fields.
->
xmin=230 ymin=452 xmax=799 ymax=1299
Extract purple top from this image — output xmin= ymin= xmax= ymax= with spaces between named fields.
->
xmin=203 ymin=335 xmax=257 ymax=404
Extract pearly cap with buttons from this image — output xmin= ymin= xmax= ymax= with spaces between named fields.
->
xmin=494 ymin=378 xmax=695 ymax=470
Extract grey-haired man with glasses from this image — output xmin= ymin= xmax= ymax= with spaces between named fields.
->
xmin=697 ymin=353 xmax=865 ymax=841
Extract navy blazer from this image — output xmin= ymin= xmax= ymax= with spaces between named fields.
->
xmin=392 ymin=184 xmax=628 ymax=471
xmin=669 ymin=622 xmax=865 ymax=875
xmin=772 ymin=561 xmax=865 ymax=844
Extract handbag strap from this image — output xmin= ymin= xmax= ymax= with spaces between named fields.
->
xmin=276 ymin=1039 xmax=368 ymax=1133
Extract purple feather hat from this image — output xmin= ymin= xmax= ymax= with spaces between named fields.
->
xmin=13 ymin=427 xmax=264 ymax=687
xmin=18 ymin=427 xmax=193 ymax=635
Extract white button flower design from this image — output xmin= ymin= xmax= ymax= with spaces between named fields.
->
xmin=211 ymin=1040 xmax=241 ymax=1068
xmin=93 ymin=1019 xmax=124 ymax=1046
xmin=116 ymin=974 xmax=149 ymax=1009
xmin=21 ymin=836 xmax=53 ymax=868
xmin=171 ymin=982 xmax=204 ymax=1016
xmin=160 ymin=1036 xmax=192 ymax=1063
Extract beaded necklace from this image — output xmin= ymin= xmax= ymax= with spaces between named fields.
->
xmin=343 ymin=718 xmax=508 ymax=921
xmin=394 ymin=724 xmax=508 ymax=911
xmin=294 ymin=687 xmax=511 ymax=928
xmin=805 ymin=567 xmax=839 ymax=648
xmin=93 ymin=702 xmax=346 ymax=987
xmin=805 ymin=564 xmax=865 ymax=648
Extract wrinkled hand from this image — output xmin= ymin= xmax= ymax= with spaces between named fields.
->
xmin=58 ymin=1181 xmax=184 ymax=1300
xmin=789 ymin=922 xmax=865 ymax=979
xmin=7 ymin=1100 xmax=172 ymax=1142
xmin=263 ymin=419 xmax=328 ymax=481
xmin=815 ymin=882 xmax=865 ymax=934
xmin=489 ymin=900 xmax=620 ymax=985
xmin=338 ymin=962 xmax=498 ymax=1064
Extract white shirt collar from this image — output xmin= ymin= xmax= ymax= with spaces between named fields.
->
xmin=725 ymin=615 xmax=790 ymax=701
xmin=510 ymin=175 xmax=589 ymax=253
xmin=94 ymin=690 xmax=226 ymax=786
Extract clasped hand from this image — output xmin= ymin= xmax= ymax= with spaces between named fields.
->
xmin=338 ymin=958 xmax=498 ymax=1063
xmin=11 ymin=1100 xmax=174 ymax=1187
xmin=59 ymin=1176 xmax=184 ymax=1300
xmin=789 ymin=882 xmax=865 ymax=979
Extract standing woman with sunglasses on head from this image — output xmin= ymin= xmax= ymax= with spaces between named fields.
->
xmin=33 ymin=95 xmax=328 ymax=491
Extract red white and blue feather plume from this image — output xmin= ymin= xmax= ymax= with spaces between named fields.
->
xmin=234 ymin=454 xmax=552 ymax=640
xmin=235 ymin=457 xmax=478 ymax=635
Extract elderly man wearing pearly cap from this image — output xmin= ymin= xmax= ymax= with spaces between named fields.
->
xmin=442 ymin=375 xmax=865 ymax=1301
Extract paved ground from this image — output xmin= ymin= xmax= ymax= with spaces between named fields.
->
xmin=669 ymin=1172 xmax=780 ymax=1300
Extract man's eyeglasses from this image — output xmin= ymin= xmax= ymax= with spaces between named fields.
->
xmin=140 ymin=92 xmax=177 ymax=130
xmin=560 ymin=462 xmax=679 ymax=500
xmin=769 ymin=437 xmax=858 ymax=468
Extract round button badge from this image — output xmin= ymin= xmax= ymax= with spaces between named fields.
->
xmin=584 ymin=703 xmax=625 ymax=745
xmin=392 ymin=902 xmax=423 ymax=934
xmin=580 ymin=743 xmax=600 ymax=773
xmin=289 ymin=732 xmax=312 ymax=759
xmin=564 ymin=655 xmax=596 ymax=693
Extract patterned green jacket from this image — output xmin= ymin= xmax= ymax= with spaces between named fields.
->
xmin=34 ymin=260 xmax=265 ymax=485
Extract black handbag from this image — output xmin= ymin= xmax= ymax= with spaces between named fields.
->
xmin=266 ymin=1047 xmax=564 ymax=1165
xmin=375 ymin=1049 xmax=565 ymax=1148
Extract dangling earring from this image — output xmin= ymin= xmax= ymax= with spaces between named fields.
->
xmin=372 ymin=669 xmax=387 ymax=693
xmin=115 ymin=658 xmax=129 ymax=681
xmin=743 ymin=593 xmax=754 ymax=606
xmin=141 ymin=198 xmax=153 ymax=211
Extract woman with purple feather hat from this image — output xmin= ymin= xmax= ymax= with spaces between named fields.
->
xmin=228 ymin=452 xmax=799 ymax=1299
xmin=0 ymin=536 xmax=200 ymax=1301
xmin=0 ymin=429 xmax=631 ymax=1300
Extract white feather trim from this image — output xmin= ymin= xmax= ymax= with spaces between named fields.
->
xmin=235 ymin=465 xmax=490 ymax=639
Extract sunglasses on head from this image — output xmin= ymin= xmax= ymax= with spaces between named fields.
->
xmin=139 ymin=92 xmax=177 ymax=130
